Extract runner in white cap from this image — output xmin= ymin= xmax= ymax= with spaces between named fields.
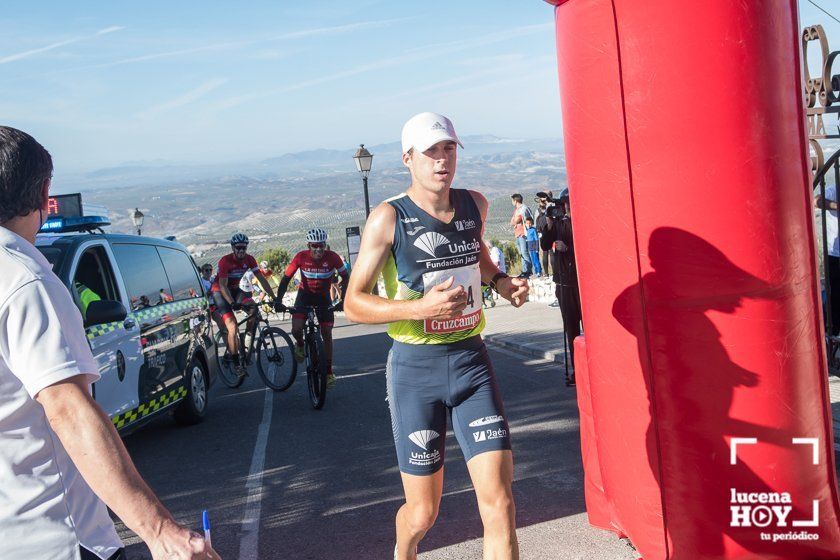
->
xmin=345 ymin=112 xmax=528 ymax=560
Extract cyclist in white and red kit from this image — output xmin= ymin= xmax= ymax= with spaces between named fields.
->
xmin=276 ymin=228 xmax=349 ymax=385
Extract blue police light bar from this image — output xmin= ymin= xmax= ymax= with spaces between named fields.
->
xmin=39 ymin=215 xmax=111 ymax=233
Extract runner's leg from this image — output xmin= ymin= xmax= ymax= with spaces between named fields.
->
xmin=466 ymin=450 xmax=518 ymax=560
xmin=396 ymin=470 xmax=444 ymax=560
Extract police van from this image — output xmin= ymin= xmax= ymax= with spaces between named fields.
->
xmin=35 ymin=195 xmax=217 ymax=433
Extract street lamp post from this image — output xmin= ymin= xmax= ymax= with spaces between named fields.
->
xmin=353 ymin=144 xmax=374 ymax=217
xmin=131 ymin=208 xmax=145 ymax=235
xmin=352 ymin=144 xmax=377 ymax=293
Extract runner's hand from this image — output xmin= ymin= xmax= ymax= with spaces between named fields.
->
xmin=498 ymin=276 xmax=529 ymax=308
xmin=418 ymin=276 xmax=468 ymax=319
xmin=148 ymin=522 xmax=222 ymax=559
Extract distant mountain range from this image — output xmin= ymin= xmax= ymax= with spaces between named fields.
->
xmin=55 ymin=135 xmax=564 ymax=192
xmin=52 ymin=135 xmax=568 ymax=264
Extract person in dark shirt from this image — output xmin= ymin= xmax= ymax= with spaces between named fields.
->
xmin=534 ymin=192 xmax=553 ymax=277
xmin=539 ymin=188 xmax=581 ymax=386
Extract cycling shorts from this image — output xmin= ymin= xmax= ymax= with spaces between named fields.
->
xmin=293 ymin=291 xmax=334 ymax=326
xmin=386 ymin=335 xmax=511 ymax=475
xmin=212 ymin=289 xmax=254 ymax=322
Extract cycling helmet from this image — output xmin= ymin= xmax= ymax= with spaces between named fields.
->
xmin=306 ymin=228 xmax=328 ymax=244
xmin=230 ymin=232 xmax=249 ymax=245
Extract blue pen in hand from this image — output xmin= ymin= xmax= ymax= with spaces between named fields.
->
xmin=202 ymin=510 xmax=212 ymax=547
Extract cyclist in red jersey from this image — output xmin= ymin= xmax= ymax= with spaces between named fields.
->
xmin=276 ymin=228 xmax=349 ymax=385
xmin=211 ymin=233 xmax=280 ymax=375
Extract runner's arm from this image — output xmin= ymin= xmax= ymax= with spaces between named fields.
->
xmin=470 ymin=191 xmax=507 ymax=284
xmin=36 ymin=376 xmax=219 ymax=559
xmin=470 ymin=190 xmax=528 ymax=306
xmin=344 ymin=202 xmax=467 ymax=324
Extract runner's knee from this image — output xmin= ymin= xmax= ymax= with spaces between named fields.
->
xmin=476 ymin=493 xmax=516 ymax=531
xmin=405 ymin=502 xmax=438 ymax=534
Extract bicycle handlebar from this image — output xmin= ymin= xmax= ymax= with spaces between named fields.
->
xmin=284 ymin=303 xmax=339 ymax=314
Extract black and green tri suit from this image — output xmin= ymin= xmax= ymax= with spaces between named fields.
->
xmin=383 ymin=189 xmax=511 ymax=475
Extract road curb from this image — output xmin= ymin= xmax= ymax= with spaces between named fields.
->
xmin=484 ymin=334 xmax=564 ymax=364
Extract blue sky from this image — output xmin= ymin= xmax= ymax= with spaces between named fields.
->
xmin=2 ymin=1 xmax=839 ymax=175
xmin=1 ymin=1 xmax=561 ymax=174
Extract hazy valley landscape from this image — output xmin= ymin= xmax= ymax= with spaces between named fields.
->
xmin=56 ymin=135 xmax=567 ymax=264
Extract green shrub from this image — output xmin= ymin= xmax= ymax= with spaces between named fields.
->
xmin=258 ymin=247 xmax=292 ymax=271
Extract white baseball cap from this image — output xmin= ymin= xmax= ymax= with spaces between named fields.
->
xmin=401 ymin=112 xmax=464 ymax=154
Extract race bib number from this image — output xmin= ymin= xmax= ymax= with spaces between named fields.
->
xmin=422 ymin=263 xmax=482 ymax=334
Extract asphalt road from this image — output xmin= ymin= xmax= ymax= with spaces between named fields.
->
xmin=116 ymin=315 xmax=636 ymax=560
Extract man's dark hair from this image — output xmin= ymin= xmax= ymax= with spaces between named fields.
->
xmin=0 ymin=126 xmax=52 ymax=223
xmin=511 ymin=193 xmax=523 ymax=203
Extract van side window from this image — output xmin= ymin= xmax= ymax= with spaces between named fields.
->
xmin=158 ymin=247 xmax=202 ymax=301
xmin=112 ymin=244 xmax=173 ymax=310
xmin=72 ymin=245 xmax=120 ymax=322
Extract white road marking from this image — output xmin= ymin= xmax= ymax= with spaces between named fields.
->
xmin=238 ymin=388 xmax=274 ymax=559
xmin=334 ymin=368 xmax=386 ymax=380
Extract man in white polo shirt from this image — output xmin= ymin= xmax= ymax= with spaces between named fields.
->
xmin=0 ymin=126 xmax=220 ymax=560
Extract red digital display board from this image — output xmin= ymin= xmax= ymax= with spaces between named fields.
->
xmin=46 ymin=193 xmax=83 ymax=218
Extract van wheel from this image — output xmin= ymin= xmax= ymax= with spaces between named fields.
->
xmin=174 ymin=357 xmax=208 ymax=425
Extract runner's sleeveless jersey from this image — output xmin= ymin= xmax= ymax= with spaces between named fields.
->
xmin=383 ymin=189 xmax=486 ymax=344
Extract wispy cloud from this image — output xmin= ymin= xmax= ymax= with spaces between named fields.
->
xmin=385 ymin=56 xmax=554 ymax=100
xmin=0 ymin=26 xmax=125 ymax=64
xmin=214 ymin=23 xmax=554 ymax=110
xmin=108 ymin=42 xmax=243 ymax=66
xmin=274 ymin=18 xmax=410 ymax=40
xmin=32 ymin=18 xmax=409 ymax=74
xmin=402 ymin=23 xmax=553 ymax=55
xmin=138 ymin=78 xmax=228 ymax=119
xmin=97 ymin=26 xmax=126 ymax=36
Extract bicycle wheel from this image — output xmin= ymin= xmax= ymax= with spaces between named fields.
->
xmin=306 ymin=332 xmax=328 ymax=409
xmin=256 ymin=326 xmax=298 ymax=391
xmin=215 ymin=330 xmax=245 ymax=388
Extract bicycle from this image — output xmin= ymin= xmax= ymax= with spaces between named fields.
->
xmin=213 ymin=301 xmax=297 ymax=391
xmin=284 ymin=304 xmax=336 ymax=410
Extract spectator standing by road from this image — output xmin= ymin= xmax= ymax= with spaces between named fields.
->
xmin=509 ymin=193 xmax=533 ymax=277
xmin=815 ymin=186 xmax=840 ymax=334
xmin=534 ymin=192 xmax=553 ymax=277
xmin=539 ymin=188 xmax=582 ymax=387
xmin=199 ymin=264 xmax=214 ymax=294
xmin=0 ymin=126 xmax=220 ymax=560
xmin=524 ymin=217 xmax=542 ymax=277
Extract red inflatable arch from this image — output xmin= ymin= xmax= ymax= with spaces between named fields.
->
xmin=544 ymin=0 xmax=840 ymax=558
